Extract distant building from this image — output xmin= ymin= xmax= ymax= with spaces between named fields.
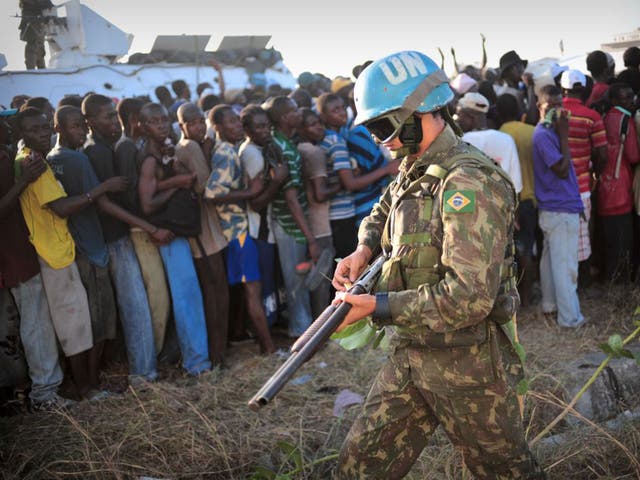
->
xmin=601 ymin=28 xmax=640 ymax=52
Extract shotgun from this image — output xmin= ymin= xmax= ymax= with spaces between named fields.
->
xmin=248 ymin=255 xmax=386 ymax=411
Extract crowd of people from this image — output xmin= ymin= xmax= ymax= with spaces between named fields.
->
xmin=1 ymin=45 xmax=639 ymax=414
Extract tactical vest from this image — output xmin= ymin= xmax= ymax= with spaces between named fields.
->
xmin=376 ymin=146 xmax=519 ymax=348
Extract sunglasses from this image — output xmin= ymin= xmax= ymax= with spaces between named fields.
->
xmin=364 ymin=112 xmax=405 ymax=143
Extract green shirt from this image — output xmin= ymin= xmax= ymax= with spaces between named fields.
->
xmin=271 ymin=130 xmax=308 ymax=243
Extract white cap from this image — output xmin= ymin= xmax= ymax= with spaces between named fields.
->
xmin=560 ymin=69 xmax=586 ymax=89
xmin=457 ymin=92 xmax=490 ymax=113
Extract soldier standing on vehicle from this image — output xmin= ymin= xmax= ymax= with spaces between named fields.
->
xmin=19 ymin=0 xmax=54 ymax=70
xmin=332 ymin=50 xmax=545 ymax=479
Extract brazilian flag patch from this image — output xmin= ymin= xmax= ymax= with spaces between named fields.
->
xmin=443 ymin=190 xmax=475 ymax=213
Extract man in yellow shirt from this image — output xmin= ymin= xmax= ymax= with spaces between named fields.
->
xmin=16 ymin=107 xmax=124 ymax=400
xmin=497 ymin=94 xmax=537 ymax=307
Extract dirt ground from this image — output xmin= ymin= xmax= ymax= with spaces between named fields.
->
xmin=1 ymin=283 xmax=639 ymax=480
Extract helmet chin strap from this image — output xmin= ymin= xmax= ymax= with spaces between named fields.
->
xmin=391 ymin=114 xmax=423 ymax=159
xmin=390 ymin=146 xmax=412 ymax=159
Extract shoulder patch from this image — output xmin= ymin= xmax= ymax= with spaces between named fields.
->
xmin=443 ymin=190 xmax=475 ymax=213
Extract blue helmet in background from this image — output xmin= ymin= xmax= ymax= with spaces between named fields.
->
xmin=353 ymin=51 xmax=454 ymax=142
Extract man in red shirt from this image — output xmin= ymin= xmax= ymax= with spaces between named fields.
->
xmin=599 ymin=83 xmax=640 ymax=283
xmin=586 ymin=50 xmax=615 ymax=109
xmin=561 ymin=69 xmax=608 ymax=286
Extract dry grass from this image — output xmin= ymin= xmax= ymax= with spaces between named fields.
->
xmin=1 ymin=283 xmax=639 ymax=480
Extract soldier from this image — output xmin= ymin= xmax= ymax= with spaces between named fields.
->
xmin=19 ymin=0 xmax=54 ymax=70
xmin=331 ymin=51 xmax=545 ymax=479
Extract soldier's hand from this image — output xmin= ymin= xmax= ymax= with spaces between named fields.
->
xmin=332 ymin=244 xmax=372 ymax=291
xmin=333 ymin=292 xmax=376 ymax=332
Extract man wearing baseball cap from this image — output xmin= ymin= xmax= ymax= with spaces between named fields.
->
xmin=560 ymin=69 xmax=608 ymax=286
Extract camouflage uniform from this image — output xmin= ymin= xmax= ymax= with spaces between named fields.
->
xmin=336 ymin=124 xmax=544 ymax=479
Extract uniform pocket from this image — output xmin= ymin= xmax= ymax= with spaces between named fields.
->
xmin=375 ymin=257 xmax=404 ymax=293
xmin=393 ymin=196 xmax=432 ymax=241
xmin=399 ymin=245 xmax=440 ymax=290
xmin=409 ymin=322 xmax=501 ymax=393
xmin=403 ymin=267 xmax=439 ymax=290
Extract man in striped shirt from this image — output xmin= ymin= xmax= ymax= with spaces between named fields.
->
xmin=560 ymin=69 xmax=608 ymax=286
xmin=317 ymin=93 xmax=357 ymax=260
xmin=317 ymin=93 xmax=399 ymax=258
xmin=265 ymin=96 xmax=319 ymax=338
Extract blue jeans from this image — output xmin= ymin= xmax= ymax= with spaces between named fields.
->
xmin=159 ymin=237 xmax=211 ymax=375
xmin=539 ymin=210 xmax=584 ymax=327
xmin=107 ymin=235 xmax=158 ymax=381
xmin=272 ymin=221 xmax=312 ymax=337
xmin=11 ymin=275 xmax=64 ymax=402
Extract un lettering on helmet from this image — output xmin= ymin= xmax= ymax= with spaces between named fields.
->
xmin=379 ymin=52 xmax=430 ymax=85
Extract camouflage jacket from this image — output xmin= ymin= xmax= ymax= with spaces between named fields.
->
xmin=359 ymin=124 xmax=518 ymax=346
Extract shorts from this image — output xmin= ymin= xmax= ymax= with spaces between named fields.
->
xmin=515 ymin=199 xmax=537 ymax=258
xmin=38 ymin=257 xmax=93 ymax=357
xmin=225 ymin=233 xmax=261 ymax=286
xmin=577 ymin=196 xmax=591 ymax=262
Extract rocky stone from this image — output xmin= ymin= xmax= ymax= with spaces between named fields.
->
xmin=561 ymin=348 xmax=640 ymax=425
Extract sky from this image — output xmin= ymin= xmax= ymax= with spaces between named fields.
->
xmin=1 ymin=0 xmax=639 ymax=79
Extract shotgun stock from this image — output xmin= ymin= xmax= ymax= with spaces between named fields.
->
xmin=248 ymin=255 xmax=386 ymax=411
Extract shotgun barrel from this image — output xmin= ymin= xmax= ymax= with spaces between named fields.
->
xmin=248 ymin=255 xmax=386 ymax=411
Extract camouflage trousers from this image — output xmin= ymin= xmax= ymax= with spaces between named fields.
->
xmin=23 ymin=24 xmax=46 ymax=70
xmin=335 ymin=323 xmax=545 ymax=479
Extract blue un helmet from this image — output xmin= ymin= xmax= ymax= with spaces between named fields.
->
xmin=353 ymin=51 xmax=454 ymax=143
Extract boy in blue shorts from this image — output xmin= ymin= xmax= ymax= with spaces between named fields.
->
xmin=206 ymin=105 xmax=275 ymax=354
